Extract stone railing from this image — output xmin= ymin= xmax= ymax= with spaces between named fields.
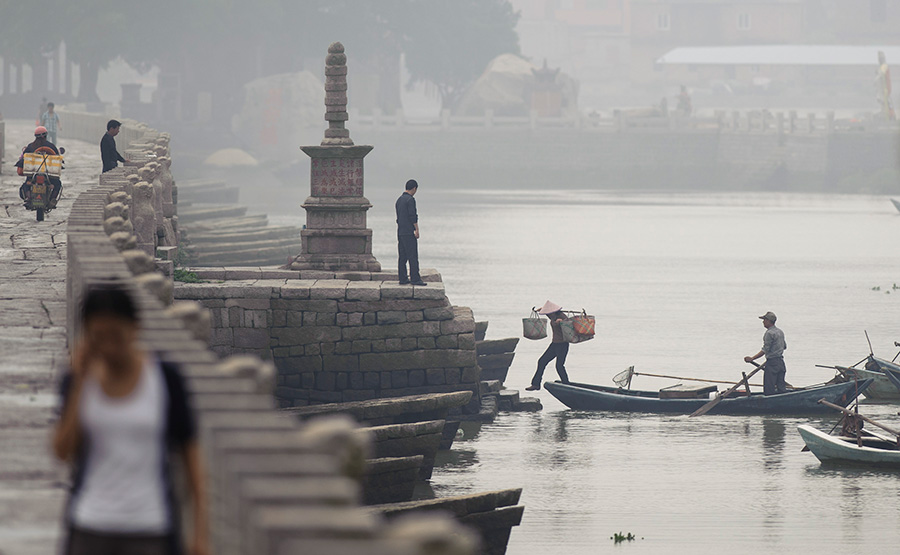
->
xmin=63 ymin=112 xmax=479 ymax=555
xmin=351 ymin=107 xmax=900 ymax=135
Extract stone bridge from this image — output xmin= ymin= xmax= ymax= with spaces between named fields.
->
xmin=0 ymin=114 xmax=518 ymax=554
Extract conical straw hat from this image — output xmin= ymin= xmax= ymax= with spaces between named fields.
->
xmin=538 ymin=300 xmax=562 ymax=315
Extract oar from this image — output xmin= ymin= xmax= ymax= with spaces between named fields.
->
xmin=818 ymin=399 xmax=900 ymax=440
xmin=628 ymin=371 xmax=763 ymax=387
xmin=690 ymin=361 xmax=765 ymax=417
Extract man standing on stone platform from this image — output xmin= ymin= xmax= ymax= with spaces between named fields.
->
xmin=744 ymin=311 xmax=787 ymax=395
xmin=100 ymin=120 xmax=127 ymax=173
xmin=396 ymin=179 xmax=427 ymax=286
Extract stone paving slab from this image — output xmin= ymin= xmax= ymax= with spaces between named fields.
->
xmin=0 ymin=120 xmax=102 ymax=555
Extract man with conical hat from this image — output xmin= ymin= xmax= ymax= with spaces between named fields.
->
xmin=744 ymin=311 xmax=787 ymax=395
xmin=526 ymin=300 xmax=570 ymax=391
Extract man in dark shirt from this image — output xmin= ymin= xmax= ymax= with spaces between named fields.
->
xmin=395 ymin=179 xmax=426 ymax=286
xmin=100 ymin=119 xmax=127 ymax=173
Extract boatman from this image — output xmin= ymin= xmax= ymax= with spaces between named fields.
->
xmin=744 ymin=311 xmax=787 ymax=395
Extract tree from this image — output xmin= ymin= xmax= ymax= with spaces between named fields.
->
xmin=60 ymin=1 xmax=134 ymax=102
xmin=401 ymin=0 xmax=520 ymax=111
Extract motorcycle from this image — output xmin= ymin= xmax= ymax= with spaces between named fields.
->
xmin=18 ymin=146 xmax=64 ymax=222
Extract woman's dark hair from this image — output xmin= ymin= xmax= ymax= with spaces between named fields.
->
xmin=81 ymin=285 xmax=138 ymax=324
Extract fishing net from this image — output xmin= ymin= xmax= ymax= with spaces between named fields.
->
xmin=613 ymin=366 xmax=635 ymax=389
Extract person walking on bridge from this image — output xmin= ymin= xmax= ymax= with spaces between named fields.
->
xmin=396 ymin=179 xmax=427 ymax=286
xmin=40 ymin=102 xmax=61 ymax=145
xmin=744 ymin=311 xmax=787 ymax=395
xmin=53 ymin=285 xmax=209 ymax=555
xmin=100 ymin=119 xmax=128 ymax=173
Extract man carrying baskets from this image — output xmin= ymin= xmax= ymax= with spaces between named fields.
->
xmin=525 ymin=301 xmax=571 ymax=391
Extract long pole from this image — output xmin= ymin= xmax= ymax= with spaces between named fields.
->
xmin=690 ymin=362 xmax=765 ymax=417
xmin=632 ymin=371 xmax=762 ymax=387
xmin=818 ymin=399 xmax=900 ymax=439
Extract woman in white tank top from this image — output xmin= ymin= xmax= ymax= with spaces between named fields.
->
xmin=53 ymin=285 xmax=209 ymax=555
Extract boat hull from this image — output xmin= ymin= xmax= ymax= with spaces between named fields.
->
xmin=797 ymin=424 xmax=900 ymax=467
xmin=862 ymin=357 xmax=900 ymax=399
xmin=544 ymin=379 xmax=872 ymax=415
xmin=891 ymin=198 xmax=900 ymax=213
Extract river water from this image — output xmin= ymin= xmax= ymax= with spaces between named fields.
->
xmin=360 ymin=189 xmax=900 ymax=554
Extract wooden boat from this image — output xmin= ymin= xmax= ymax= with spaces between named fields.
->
xmin=891 ymin=198 xmax=900 ymax=213
xmin=838 ymin=356 xmax=900 ymax=400
xmin=797 ymin=424 xmax=900 ymax=467
xmin=543 ymin=379 xmax=872 ymax=415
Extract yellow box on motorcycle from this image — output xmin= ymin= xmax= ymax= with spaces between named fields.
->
xmin=23 ymin=153 xmax=62 ymax=176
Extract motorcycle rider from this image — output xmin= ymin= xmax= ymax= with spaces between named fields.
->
xmin=16 ymin=126 xmax=63 ymax=208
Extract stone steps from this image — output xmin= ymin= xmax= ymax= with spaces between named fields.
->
xmin=184 ymin=214 xmax=270 ymax=231
xmin=179 ymin=203 xmax=249 ymax=223
xmin=186 ymin=226 xmax=301 ymax=244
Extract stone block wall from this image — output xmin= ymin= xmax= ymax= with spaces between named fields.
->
xmin=176 ymin=270 xmax=482 ymax=413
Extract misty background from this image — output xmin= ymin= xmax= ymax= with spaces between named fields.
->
xmin=1 ymin=0 xmax=898 ymax=192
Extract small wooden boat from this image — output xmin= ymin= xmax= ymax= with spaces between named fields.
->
xmin=798 ymin=424 xmax=900 ymax=467
xmin=891 ymin=198 xmax=900 ymax=213
xmin=543 ymin=379 xmax=872 ymax=415
xmin=837 ymin=356 xmax=900 ymax=400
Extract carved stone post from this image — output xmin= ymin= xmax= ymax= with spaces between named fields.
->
xmin=290 ymin=42 xmax=381 ymax=272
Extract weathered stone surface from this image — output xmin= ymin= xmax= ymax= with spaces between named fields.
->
xmin=121 ymin=249 xmax=156 ymax=275
xmin=380 ymin=283 xmax=414 ymax=299
xmin=377 ymin=311 xmax=406 ymax=325
xmin=109 ymin=231 xmax=138 ymax=251
xmin=458 ymin=333 xmax=476 ymax=350
xmin=310 ymin=280 xmax=349 ymax=299
xmin=103 ymin=215 xmax=134 ymax=236
xmin=435 ymin=335 xmax=458 ymax=349
xmin=271 ymin=326 xmax=342 ymax=346
xmin=478 ymin=352 xmax=515 ymax=370
xmin=424 ymin=306 xmax=454 ymax=321
xmin=134 ymin=273 xmax=173 ymax=305
xmin=413 ymin=283 xmax=446 ymax=300
xmin=476 ymin=337 xmax=519 ymax=356
xmin=164 ymin=301 xmax=212 ymax=343
xmin=346 ymin=282 xmax=381 ymax=301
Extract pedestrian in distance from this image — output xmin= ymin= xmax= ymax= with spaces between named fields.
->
xmin=37 ymin=96 xmax=48 ymax=125
xmin=53 ymin=285 xmax=209 ymax=555
xmin=744 ymin=311 xmax=788 ymax=395
xmin=396 ymin=178 xmax=427 ymax=286
xmin=526 ymin=300 xmax=571 ymax=391
xmin=100 ymin=119 xmax=128 ymax=173
xmin=41 ymin=102 xmax=61 ymax=145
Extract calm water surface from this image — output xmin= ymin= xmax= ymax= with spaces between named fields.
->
xmin=272 ymin=187 xmax=900 ymax=554
xmin=366 ymin=190 xmax=900 ymax=555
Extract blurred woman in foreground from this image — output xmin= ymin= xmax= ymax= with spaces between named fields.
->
xmin=53 ymin=285 xmax=208 ymax=555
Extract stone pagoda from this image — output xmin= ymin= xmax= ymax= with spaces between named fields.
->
xmin=289 ymin=42 xmax=381 ymax=272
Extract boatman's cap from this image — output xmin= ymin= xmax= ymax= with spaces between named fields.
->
xmin=539 ymin=300 xmax=563 ymax=315
xmin=759 ymin=311 xmax=777 ymax=323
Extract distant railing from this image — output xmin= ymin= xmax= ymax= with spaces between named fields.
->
xmin=350 ymin=108 xmax=900 ymax=135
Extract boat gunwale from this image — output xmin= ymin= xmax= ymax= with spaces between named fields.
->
xmin=544 ymin=379 xmax=873 ymax=415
